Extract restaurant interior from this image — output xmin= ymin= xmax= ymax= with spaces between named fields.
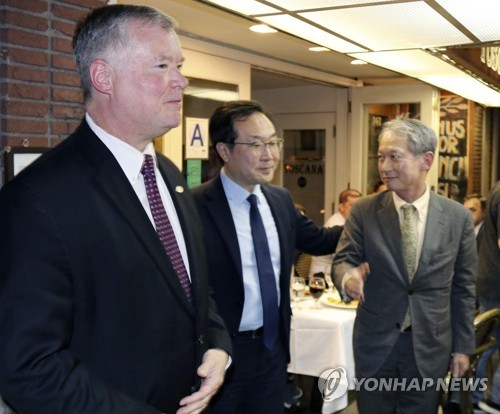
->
xmin=1 ymin=1 xmax=499 ymax=414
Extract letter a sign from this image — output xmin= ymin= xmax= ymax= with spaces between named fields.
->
xmin=185 ymin=117 xmax=209 ymax=160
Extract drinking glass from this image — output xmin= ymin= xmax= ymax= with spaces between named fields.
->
xmin=309 ymin=276 xmax=326 ymax=309
xmin=324 ymin=266 xmax=335 ymax=293
xmin=291 ymin=276 xmax=306 ymax=309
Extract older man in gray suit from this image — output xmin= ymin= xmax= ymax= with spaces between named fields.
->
xmin=334 ymin=117 xmax=477 ymax=414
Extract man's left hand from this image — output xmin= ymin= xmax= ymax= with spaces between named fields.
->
xmin=450 ymin=353 xmax=470 ymax=378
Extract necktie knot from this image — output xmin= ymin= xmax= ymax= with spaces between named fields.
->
xmin=141 ymin=154 xmax=155 ymax=177
xmin=402 ymin=203 xmax=415 ymax=216
xmin=247 ymin=193 xmax=258 ymax=208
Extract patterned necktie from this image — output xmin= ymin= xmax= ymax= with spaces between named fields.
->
xmin=401 ymin=203 xmax=417 ymax=330
xmin=247 ymin=194 xmax=279 ymax=350
xmin=401 ymin=204 xmax=417 ymax=279
xmin=141 ymin=154 xmax=192 ymax=302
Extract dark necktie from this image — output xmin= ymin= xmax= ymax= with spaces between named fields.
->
xmin=141 ymin=154 xmax=192 ymax=302
xmin=247 ymin=194 xmax=279 ymax=350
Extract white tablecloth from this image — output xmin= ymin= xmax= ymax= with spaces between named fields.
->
xmin=288 ymin=296 xmax=356 ymax=413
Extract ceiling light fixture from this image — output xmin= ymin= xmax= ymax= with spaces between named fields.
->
xmin=309 ymin=46 xmax=330 ymax=52
xmin=203 ymin=0 xmax=500 ymax=106
xmin=351 ymin=59 xmax=367 ymax=65
xmin=250 ymin=24 xmax=277 ymax=34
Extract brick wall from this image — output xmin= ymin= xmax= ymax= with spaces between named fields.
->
xmin=0 ymin=0 xmax=106 ymax=186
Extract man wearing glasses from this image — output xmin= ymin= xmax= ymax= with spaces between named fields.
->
xmin=192 ymin=100 xmax=343 ymax=413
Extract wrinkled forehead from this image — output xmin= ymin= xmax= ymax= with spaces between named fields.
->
xmin=379 ymin=132 xmax=409 ymax=151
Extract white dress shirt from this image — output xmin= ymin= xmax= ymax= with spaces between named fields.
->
xmin=342 ymin=186 xmax=431 ymax=290
xmin=392 ymin=185 xmax=430 ymax=266
xmin=220 ymin=168 xmax=281 ymax=331
xmin=86 ymin=113 xmax=191 ymax=279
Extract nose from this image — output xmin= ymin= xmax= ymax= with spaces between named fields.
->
xmin=172 ymin=70 xmax=188 ymax=90
xmin=379 ymin=157 xmax=391 ymax=172
xmin=262 ymin=144 xmax=280 ymax=160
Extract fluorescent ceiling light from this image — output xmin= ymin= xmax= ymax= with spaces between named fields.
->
xmin=349 ymin=50 xmax=462 ymax=78
xmin=309 ymin=46 xmax=330 ymax=52
xmin=420 ymin=76 xmax=500 ymax=107
xmin=300 ymin=3 xmax=472 ymax=51
xmin=435 ymin=0 xmax=500 ymax=42
xmin=350 ymin=49 xmax=500 ymax=107
xmin=203 ymin=0 xmax=500 ymax=106
xmin=268 ymin=0 xmax=384 ymax=11
xmin=185 ymin=86 xmax=239 ymax=102
xmin=259 ymin=14 xmax=366 ymax=54
xmin=250 ymin=24 xmax=277 ymax=33
xmin=202 ymin=0 xmax=278 ymax=15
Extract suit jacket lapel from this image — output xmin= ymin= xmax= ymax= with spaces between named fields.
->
xmin=204 ymin=176 xmax=243 ymax=282
xmin=417 ymin=192 xmax=446 ymax=273
xmin=376 ymin=193 xmax=408 ymax=285
xmin=76 ymin=122 xmax=194 ymax=314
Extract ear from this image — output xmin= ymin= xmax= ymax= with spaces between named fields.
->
xmin=215 ymin=142 xmax=230 ymax=163
xmin=89 ymin=59 xmax=113 ymax=96
xmin=421 ymin=151 xmax=434 ymax=172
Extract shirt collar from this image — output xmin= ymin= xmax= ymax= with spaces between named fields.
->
xmin=86 ymin=113 xmax=155 ymax=181
xmin=392 ymin=184 xmax=430 ymax=223
xmin=220 ymin=167 xmax=263 ymax=207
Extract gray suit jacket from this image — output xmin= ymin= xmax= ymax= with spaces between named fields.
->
xmin=333 ymin=190 xmax=477 ymax=379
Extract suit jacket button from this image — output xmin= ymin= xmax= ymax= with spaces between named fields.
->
xmin=198 ymin=335 xmax=205 ymax=344
xmin=396 ymin=323 xmax=401 ymax=330
xmin=408 ymin=290 xmax=414 ymax=295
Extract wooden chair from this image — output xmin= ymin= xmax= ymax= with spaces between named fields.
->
xmin=293 ymin=252 xmax=312 ymax=281
xmin=442 ymin=308 xmax=500 ymax=414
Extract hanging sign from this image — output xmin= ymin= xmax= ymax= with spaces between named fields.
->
xmin=185 ymin=117 xmax=209 ymax=160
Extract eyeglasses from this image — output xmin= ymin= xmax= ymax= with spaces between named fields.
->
xmin=232 ymin=139 xmax=284 ymax=155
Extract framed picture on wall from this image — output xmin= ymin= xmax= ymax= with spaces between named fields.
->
xmin=4 ymin=146 xmax=48 ymax=183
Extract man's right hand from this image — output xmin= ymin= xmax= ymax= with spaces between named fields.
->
xmin=343 ymin=262 xmax=370 ymax=302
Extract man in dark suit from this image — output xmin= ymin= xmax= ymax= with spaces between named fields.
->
xmin=191 ymin=100 xmax=342 ymax=413
xmin=463 ymin=193 xmax=486 ymax=249
xmin=0 ymin=5 xmax=231 ymax=414
xmin=333 ymin=117 xmax=477 ymax=414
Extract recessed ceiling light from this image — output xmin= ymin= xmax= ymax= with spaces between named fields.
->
xmin=250 ymin=24 xmax=277 ymax=33
xmin=309 ymin=46 xmax=330 ymax=52
xmin=351 ymin=59 xmax=368 ymax=65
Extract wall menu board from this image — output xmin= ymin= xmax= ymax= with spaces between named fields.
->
xmin=438 ymin=95 xmax=469 ymax=202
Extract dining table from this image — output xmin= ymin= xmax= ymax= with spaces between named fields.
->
xmin=288 ymin=290 xmax=357 ymax=414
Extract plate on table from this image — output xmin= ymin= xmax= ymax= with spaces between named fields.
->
xmin=320 ymin=294 xmax=358 ymax=309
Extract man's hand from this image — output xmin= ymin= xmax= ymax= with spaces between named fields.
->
xmin=176 ymin=348 xmax=229 ymax=414
xmin=450 ymin=353 xmax=469 ymax=378
xmin=343 ymin=262 xmax=370 ymax=302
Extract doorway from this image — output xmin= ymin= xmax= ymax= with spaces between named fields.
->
xmin=274 ymin=113 xmax=336 ymax=226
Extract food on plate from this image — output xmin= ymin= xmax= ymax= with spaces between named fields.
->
xmin=325 ymin=295 xmax=358 ymax=308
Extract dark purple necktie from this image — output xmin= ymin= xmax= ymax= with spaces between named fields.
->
xmin=247 ymin=194 xmax=279 ymax=350
xmin=141 ymin=154 xmax=192 ymax=302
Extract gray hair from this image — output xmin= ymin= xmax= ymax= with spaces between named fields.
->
xmin=379 ymin=117 xmax=437 ymax=155
xmin=72 ymin=5 xmax=177 ymax=102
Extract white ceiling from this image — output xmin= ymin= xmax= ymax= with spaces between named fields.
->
xmin=126 ymin=0 xmax=500 ymax=105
